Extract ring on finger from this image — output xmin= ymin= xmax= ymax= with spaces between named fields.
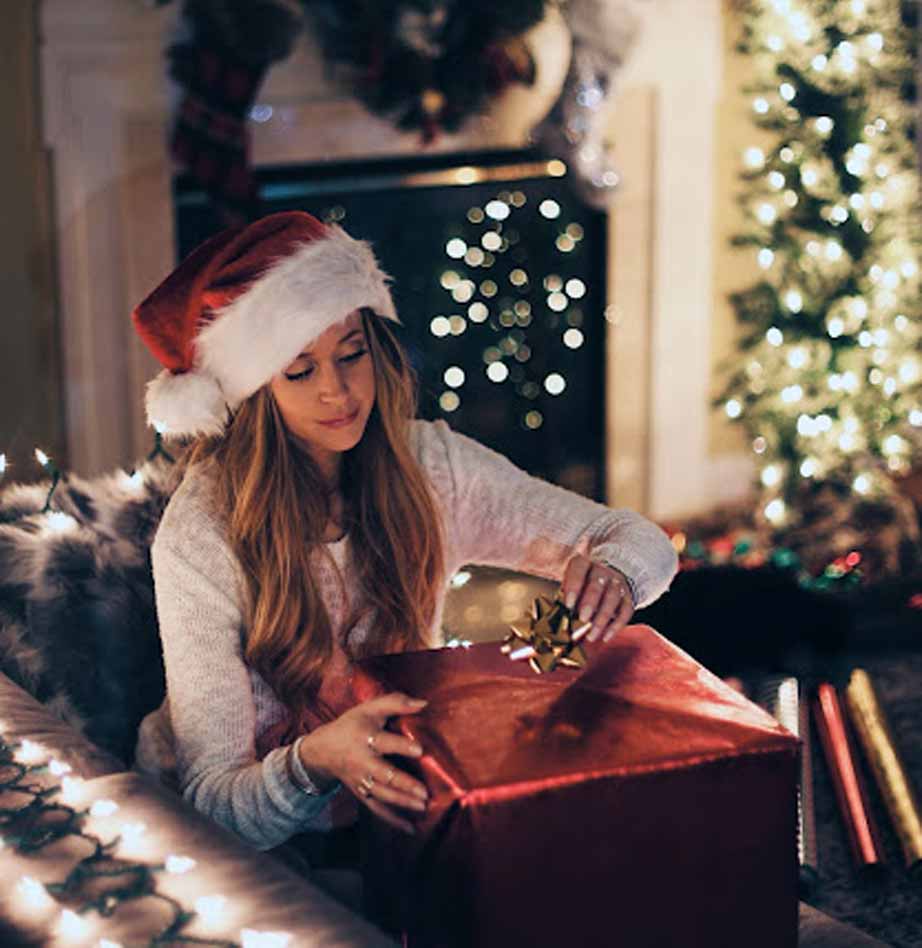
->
xmin=384 ymin=767 xmax=396 ymax=787
xmin=358 ymin=774 xmax=375 ymax=798
xmin=367 ymin=732 xmax=380 ymax=753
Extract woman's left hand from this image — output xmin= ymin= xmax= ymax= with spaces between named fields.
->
xmin=559 ymin=554 xmax=635 ymax=643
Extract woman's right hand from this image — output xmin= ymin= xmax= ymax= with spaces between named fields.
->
xmin=296 ymin=692 xmax=430 ymax=834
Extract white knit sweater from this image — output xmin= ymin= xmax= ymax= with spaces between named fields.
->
xmin=134 ymin=419 xmax=678 ymax=851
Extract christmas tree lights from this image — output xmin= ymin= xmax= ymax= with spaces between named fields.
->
xmin=722 ymin=0 xmax=921 ymax=530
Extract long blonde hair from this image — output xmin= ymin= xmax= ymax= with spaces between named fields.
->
xmin=177 ymin=309 xmax=445 ymax=721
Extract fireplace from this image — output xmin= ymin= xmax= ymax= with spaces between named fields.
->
xmin=42 ymin=0 xmax=738 ymax=520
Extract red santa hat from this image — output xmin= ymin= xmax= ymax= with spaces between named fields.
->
xmin=132 ymin=210 xmax=398 ymax=439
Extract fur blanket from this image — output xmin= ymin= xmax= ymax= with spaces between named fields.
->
xmin=0 ymin=459 xmax=175 ymax=763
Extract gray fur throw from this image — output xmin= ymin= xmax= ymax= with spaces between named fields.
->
xmin=0 ymin=459 xmax=175 ymax=764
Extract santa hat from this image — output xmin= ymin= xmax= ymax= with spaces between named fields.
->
xmin=132 ymin=210 xmax=398 ymax=439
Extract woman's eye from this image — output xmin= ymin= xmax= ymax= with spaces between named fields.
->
xmin=283 ymin=348 xmax=367 ymax=382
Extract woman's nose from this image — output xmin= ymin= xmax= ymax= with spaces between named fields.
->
xmin=317 ymin=363 xmax=349 ymax=400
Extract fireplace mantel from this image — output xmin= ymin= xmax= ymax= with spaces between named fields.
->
xmin=40 ymin=0 xmax=740 ymax=518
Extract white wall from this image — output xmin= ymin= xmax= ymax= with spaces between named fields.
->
xmin=618 ymin=0 xmax=752 ymax=519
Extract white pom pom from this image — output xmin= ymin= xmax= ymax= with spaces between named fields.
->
xmin=145 ymin=369 xmax=227 ymax=439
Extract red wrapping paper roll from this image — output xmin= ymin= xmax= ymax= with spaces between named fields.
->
xmin=813 ymin=682 xmax=885 ymax=872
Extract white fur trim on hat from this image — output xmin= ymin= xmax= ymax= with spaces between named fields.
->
xmin=145 ymin=368 xmax=228 ymax=439
xmin=197 ymin=225 xmax=398 ymax=411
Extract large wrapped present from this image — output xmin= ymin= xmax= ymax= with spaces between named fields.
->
xmin=354 ymin=624 xmax=800 ymax=948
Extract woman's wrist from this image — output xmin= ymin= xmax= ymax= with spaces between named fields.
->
xmin=290 ymin=733 xmax=339 ymax=794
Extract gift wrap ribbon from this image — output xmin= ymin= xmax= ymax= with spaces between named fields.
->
xmin=501 ymin=595 xmax=591 ymax=674
xmin=813 ymin=682 xmax=885 ymax=872
xmin=758 ymin=676 xmax=818 ymax=889
xmin=845 ymin=668 xmax=922 ymax=874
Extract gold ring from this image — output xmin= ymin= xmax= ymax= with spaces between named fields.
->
xmin=367 ymin=732 xmax=379 ymax=752
xmin=358 ymin=774 xmax=375 ymax=798
xmin=384 ymin=767 xmax=396 ymax=786
xmin=596 ymin=575 xmax=607 ymax=584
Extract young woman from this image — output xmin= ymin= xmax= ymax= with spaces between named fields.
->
xmin=132 ymin=211 xmax=678 ymax=866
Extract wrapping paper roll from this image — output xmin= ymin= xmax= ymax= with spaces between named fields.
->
xmin=813 ymin=683 xmax=886 ymax=872
xmin=758 ymin=676 xmax=818 ymax=890
xmin=845 ymin=668 xmax=922 ymax=873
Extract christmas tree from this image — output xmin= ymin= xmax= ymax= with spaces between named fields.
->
xmin=721 ymin=0 xmax=921 ymax=537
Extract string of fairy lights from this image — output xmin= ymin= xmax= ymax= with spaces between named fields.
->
xmin=720 ymin=0 xmax=922 ymax=528
xmin=0 ymin=731 xmax=292 ymax=947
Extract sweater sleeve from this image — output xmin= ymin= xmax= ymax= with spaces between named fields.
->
xmin=425 ymin=420 xmax=677 ymax=609
xmin=151 ymin=487 xmax=339 ymax=851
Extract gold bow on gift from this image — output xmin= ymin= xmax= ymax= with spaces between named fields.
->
xmin=501 ymin=595 xmax=592 ymax=674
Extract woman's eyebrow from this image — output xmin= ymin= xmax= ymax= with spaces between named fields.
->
xmin=296 ymin=328 xmax=363 ymax=358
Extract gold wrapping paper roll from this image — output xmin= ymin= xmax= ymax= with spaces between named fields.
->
xmin=845 ymin=668 xmax=922 ymax=873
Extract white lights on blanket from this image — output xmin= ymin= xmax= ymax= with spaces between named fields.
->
xmin=57 ymin=907 xmax=92 ymax=941
xmin=43 ymin=511 xmax=78 ymax=534
xmin=194 ymin=894 xmax=229 ymax=927
xmin=89 ymin=799 xmax=119 ymax=818
xmin=241 ymin=930 xmax=293 ymax=948
xmin=165 ymin=854 xmax=196 ymax=874
xmin=3 ymin=735 xmax=297 ymax=946
xmin=116 ymin=821 xmax=148 ymax=857
xmin=118 ymin=469 xmax=146 ymax=492
xmin=14 ymin=739 xmax=47 ymax=765
xmin=16 ymin=876 xmax=54 ymax=912
xmin=60 ymin=775 xmax=88 ymax=807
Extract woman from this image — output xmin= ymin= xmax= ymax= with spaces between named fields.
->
xmin=132 ymin=211 xmax=678 ymax=865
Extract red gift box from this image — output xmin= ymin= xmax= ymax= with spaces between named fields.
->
xmin=354 ymin=625 xmax=800 ymax=948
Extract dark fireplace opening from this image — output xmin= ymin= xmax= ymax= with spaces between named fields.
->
xmin=175 ymin=148 xmax=607 ymax=499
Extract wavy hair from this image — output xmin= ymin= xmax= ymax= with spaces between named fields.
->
xmin=177 ymin=309 xmax=445 ymax=724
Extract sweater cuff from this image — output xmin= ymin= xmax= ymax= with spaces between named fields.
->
xmin=287 ymin=736 xmax=341 ymax=797
xmin=590 ymin=545 xmax=649 ymax=608
xmin=262 ymin=745 xmax=340 ymax=821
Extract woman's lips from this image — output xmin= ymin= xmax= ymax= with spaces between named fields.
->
xmin=318 ymin=408 xmax=359 ymax=428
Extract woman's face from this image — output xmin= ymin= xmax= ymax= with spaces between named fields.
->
xmin=269 ymin=309 xmax=376 ymax=480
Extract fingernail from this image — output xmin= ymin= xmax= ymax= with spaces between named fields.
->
xmin=409 ymin=698 xmax=428 ymax=707
xmin=414 ymin=786 xmax=428 ymax=800
xmin=579 ymin=605 xmax=594 ymax=623
xmin=410 ymin=743 xmax=423 ymax=756
xmin=565 ymin=591 xmax=577 ymax=610
xmin=412 ymin=799 xmax=427 ymax=812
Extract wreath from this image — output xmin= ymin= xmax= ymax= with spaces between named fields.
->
xmin=305 ymin=1 xmax=550 ymax=141
xmin=155 ymin=0 xmax=637 ymax=218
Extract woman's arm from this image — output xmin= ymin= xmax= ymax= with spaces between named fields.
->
xmin=426 ymin=420 xmax=678 ymax=609
xmin=151 ymin=509 xmax=339 ymax=851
